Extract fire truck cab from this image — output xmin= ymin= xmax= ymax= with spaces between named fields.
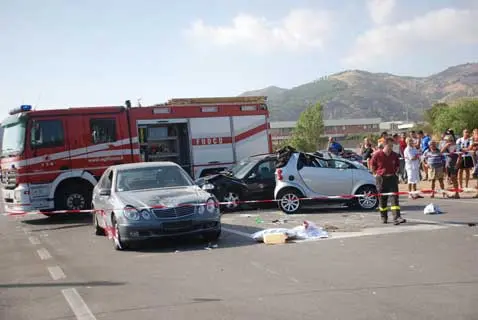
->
xmin=1 ymin=97 xmax=272 ymax=214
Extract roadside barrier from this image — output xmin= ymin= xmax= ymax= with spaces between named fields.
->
xmin=3 ymin=187 xmax=476 ymax=217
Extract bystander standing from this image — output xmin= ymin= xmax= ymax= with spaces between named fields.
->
xmin=441 ymin=135 xmax=461 ymax=199
xmin=456 ymin=129 xmax=473 ymax=190
xmin=423 ymin=141 xmax=446 ymax=198
xmin=404 ymin=137 xmax=423 ymax=199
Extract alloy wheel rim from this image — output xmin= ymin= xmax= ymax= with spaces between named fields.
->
xmin=358 ymin=191 xmax=377 ymax=209
xmin=224 ymin=192 xmax=239 ymax=208
xmin=280 ymin=193 xmax=300 ymax=212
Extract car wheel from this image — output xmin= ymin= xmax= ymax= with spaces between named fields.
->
xmin=277 ymin=189 xmax=302 ymax=214
xmin=93 ymin=208 xmax=105 ymax=236
xmin=222 ymin=191 xmax=241 ymax=211
xmin=354 ymin=186 xmax=378 ymax=210
xmin=111 ymin=216 xmax=129 ymax=250
xmin=202 ymin=229 xmax=221 ymax=242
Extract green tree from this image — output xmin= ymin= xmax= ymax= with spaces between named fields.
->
xmin=432 ymin=99 xmax=478 ymax=134
xmin=289 ymin=102 xmax=324 ymax=152
xmin=425 ymin=102 xmax=449 ymax=127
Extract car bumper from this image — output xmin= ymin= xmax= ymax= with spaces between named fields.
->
xmin=118 ymin=219 xmax=221 ymax=241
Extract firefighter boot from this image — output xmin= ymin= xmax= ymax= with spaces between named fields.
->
xmin=391 ymin=206 xmax=406 ymax=225
xmin=379 ymin=207 xmax=388 ymax=224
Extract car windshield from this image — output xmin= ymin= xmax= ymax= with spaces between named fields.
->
xmin=233 ymin=159 xmax=260 ymax=179
xmin=1 ymin=118 xmax=26 ymax=157
xmin=116 ymin=166 xmax=193 ymax=192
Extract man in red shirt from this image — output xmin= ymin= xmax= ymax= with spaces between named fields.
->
xmin=370 ymin=137 xmax=407 ymax=225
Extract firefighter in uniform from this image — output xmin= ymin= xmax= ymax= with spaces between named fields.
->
xmin=370 ymin=137 xmax=407 ymax=225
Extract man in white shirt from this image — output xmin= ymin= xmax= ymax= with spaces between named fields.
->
xmin=456 ymin=129 xmax=473 ymax=189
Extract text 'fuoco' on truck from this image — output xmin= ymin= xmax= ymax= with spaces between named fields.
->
xmin=0 ymin=96 xmax=272 ymax=214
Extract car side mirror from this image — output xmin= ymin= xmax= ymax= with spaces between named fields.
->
xmin=248 ymin=172 xmax=257 ymax=180
xmin=99 ymin=188 xmax=111 ymax=196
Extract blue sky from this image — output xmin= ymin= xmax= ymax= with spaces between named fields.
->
xmin=1 ymin=0 xmax=477 ymax=117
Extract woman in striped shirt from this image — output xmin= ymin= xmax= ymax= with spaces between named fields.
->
xmin=423 ymin=140 xmax=446 ymax=198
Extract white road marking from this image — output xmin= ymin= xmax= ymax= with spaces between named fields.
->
xmin=224 ymin=223 xmax=449 ymax=244
xmin=407 ymin=218 xmax=472 ymax=227
xmin=48 ymin=266 xmax=66 ymax=280
xmin=251 ymin=261 xmax=279 ymax=275
xmin=22 ymin=228 xmax=31 ymax=234
xmin=37 ymin=248 xmax=52 ymax=260
xmin=222 ymin=227 xmax=253 ymax=239
xmin=62 ymin=288 xmax=97 ymax=320
xmin=28 ymin=236 xmax=41 ymax=245
xmin=296 ymin=224 xmax=447 ymax=242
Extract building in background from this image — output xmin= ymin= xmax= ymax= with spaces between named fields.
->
xmin=270 ymin=118 xmax=382 ymax=147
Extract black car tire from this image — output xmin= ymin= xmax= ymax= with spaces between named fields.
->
xmin=202 ymin=229 xmax=221 ymax=242
xmin=351 ymin=185 xmax=379 ymax=210
xmin=93 ymin=209 xmax=105 ymax=236
xmin=111 ymin=216 xmax=130 ymax=251
xmin=277 ymin=189 xmax=303 ymax=214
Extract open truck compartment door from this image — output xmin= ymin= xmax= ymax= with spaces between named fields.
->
xmin=232 ymin=115 xmax=269 ymax=161
xmin=190 ymin=117 xmax=235 ymax=178
xmin=137 ymin=119 xmax=192 ymax=176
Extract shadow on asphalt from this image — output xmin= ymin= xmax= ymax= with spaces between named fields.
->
xmin=124 ymin=223 xmax=263 ymax=253
xmin=0 ymin=281 xmax=126 ymax=289
xmin=21 ymin=213 xmax=92 ymax=227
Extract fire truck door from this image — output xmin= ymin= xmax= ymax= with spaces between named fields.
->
xmin=189 ymin=117 xmax=234 ymax=176
xmin=83 ymin=115 xmax=124 ymax=167
xmin=27 ymin=117 xmax=72 ymax=176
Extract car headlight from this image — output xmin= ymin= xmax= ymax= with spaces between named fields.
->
xmin=140 ymin=209 xmax=151 ymax=220
xmin=206 ymin=198 xmax=217 ymax=213
xmin=124 ymin=206 xmax=140 ymax=221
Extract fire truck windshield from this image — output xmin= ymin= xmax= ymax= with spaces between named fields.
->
xmin=1 ymin=119 xmax=26 ymax=157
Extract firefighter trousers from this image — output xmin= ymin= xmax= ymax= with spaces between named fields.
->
xmin=376 ymin=175 xmax=401 ymax=221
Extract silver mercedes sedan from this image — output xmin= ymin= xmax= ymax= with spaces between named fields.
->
xmin=91 ymin=162 xmax=221 ymax=250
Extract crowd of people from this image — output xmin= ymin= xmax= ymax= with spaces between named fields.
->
xmin=360 ymin=128 xmax=478 ymax=199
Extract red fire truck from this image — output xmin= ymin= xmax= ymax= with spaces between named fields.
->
xmin=0 ymin=96 xmax=272 ymax=213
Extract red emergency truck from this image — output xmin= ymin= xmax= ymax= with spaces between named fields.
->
xmin=0 ymin=96 xmax=272 ymax=213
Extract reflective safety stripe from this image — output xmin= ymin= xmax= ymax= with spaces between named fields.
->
xmin=379 ymin=207 xmax=388 ymax=212
xmin=391 ymin=206 xmax=400 ymax=211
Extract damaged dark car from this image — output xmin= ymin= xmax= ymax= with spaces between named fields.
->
xmin=195 ymin=154 xmax=277 ymax=211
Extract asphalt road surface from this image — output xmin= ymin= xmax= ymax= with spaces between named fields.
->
xmin=1 ymin=197 xmax=477 ymax=320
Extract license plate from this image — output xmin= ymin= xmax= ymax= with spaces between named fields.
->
xmin=162 ymin=221 xmax=192 ymax=230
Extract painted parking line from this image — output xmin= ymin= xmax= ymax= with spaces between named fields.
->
xmin=48 ymin=266 xmax=66 ymax=280
xmin=62 ymin=288 xmax=97 ymax=320
xmin=223 ymin=223 xmax=449 ymax=242
xmin=28 ymin=236 xmax=41 ymax=245
xmin=222 ymin=227 xmax=254 ymax=239
xmin=37 ymin=248 xmax=52 ymax=260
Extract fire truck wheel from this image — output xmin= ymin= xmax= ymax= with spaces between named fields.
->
xmin=55 ymin=182 xmax=92 ymax=212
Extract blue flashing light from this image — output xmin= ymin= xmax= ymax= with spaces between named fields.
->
xmin=21 ymin=105 xmax=32 ymax=112
xmin=9 ymin=105 xmax=32 ymax=115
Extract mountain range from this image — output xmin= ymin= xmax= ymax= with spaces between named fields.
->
xmin=240 ymin=63 xmax=478 ymax=122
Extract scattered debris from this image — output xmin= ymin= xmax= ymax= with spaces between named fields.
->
xmin=204 ymin=243 xmax=219 ymax=250
xmin=323 ymin=224 xmax=339 ymax=232
xmin=424 ymin=203 xmax=443 ymax=215
xmin=251 ymin=220 xmax=329 ymax=244
xmin=272 ymin=218 xmax=288 ymax=224
xmin=255 ymin=217 xmax=264 ymax=224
